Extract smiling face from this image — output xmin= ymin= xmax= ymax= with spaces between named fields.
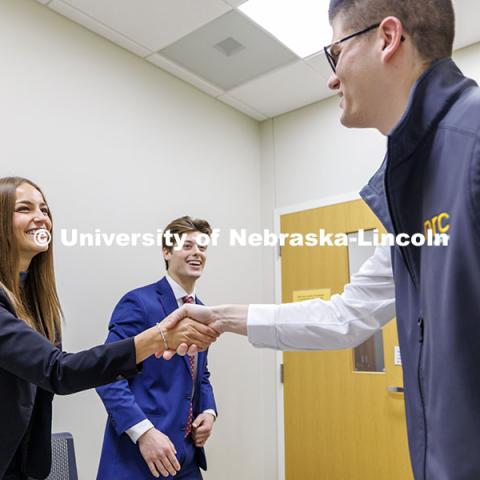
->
xmin=327 ymin=14 xmax=384 ymax=129
xmin=163 ymin=230 xmax=207 ymax=289
xmin=14 ymin=182 xmax=52 ymax=268
xmin=327 ymin=13 xmax=426 ymax=135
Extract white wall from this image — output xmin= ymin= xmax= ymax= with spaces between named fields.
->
xmin=0 ymin=0 xmax=277 ymax=478
xmin=263 ymin=42 xmax=480 ymax=211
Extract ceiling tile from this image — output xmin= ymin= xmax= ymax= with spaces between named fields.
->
xmin=49 ymin=1 xmax=152 ymax=57
xmin=56 ymin=0 xmax=231 ymax=51
xmin=160 ymin=10 xmax=298 ymax=91
xmin=147 ymin=53 xmax=225 ymax=98
xmin=227 ymin=60 xmax=332 ymax=117
xmin=304 ymin=51 xmax=333 ymax=80
xmin=223 ymin=0 xmax=249 ymax=6
xmin=217 ymin=94 xmax=268 ymax=121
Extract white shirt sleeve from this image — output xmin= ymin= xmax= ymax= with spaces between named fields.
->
xmin=203 ymin=409 xmax=217 ymax=419
xmin=247 ymin=245 xmax=396 ymax=351
xmin=126 ymin=419 xmax=154 ymax=444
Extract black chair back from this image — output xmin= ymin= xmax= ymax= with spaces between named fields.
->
xmin=46 ymin=432 xmax=78 ymax=480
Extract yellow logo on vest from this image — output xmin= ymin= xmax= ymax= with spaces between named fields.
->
xmin=424 ymin=213 xmax=450 ymax=236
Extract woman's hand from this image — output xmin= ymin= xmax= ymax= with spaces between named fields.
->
xmin=134 ymin=312 xmax=218 ymax=363
xmin=162 ymin=317 xmax=218 ymax=352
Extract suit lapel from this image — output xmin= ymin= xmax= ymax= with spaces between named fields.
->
xmin=156 ymin=277 xmax=179 ymax=317
xmin=156 ymin=278 xmax=206 ymax=382
xmin=194 ymin=296 xmax=205 ymax=382
xmin=157 ymin=277 xmax=195 ymax=373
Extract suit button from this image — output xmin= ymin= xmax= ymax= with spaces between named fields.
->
xmin=180 ymin=426 xmax=186 ymax=432
xmin=185 ymin=394 xmax=192 ymax=400
xmin=116 ymin=374 xmax=124 ymax=380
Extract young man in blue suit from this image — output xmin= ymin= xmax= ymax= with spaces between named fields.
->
xmin=96 ymin=216 xmax=217 ymax=479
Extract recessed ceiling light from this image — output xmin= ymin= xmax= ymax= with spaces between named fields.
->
xmin=239 ymin=0 xmax=332 ymax=58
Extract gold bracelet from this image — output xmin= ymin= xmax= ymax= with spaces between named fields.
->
xmin=156 ymin=323 xmax=169 ymax=351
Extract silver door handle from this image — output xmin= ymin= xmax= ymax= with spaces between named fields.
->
xmin=387 ymin=386 xmax=405 ymax=393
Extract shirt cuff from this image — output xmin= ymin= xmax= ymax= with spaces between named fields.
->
xmin=247 ymin=304 xmax=280 ymax=349
xmin=203 ymin=409 xmax=217 ymax=420
xmin=126 ymin=419 xmax=154 ymax=444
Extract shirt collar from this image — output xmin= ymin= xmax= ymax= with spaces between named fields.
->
xmin=165 ymin=274 xmax=196 ymax=303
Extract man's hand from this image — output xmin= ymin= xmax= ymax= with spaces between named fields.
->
xmin=155 ymin=304 xmax=218 ymax=359
xmin=138 ymin=428 xmax=180 ymax=478
xmin=158 ymin=304 xmax=249 ymax=360
xmin=167 ymin=317 xmax=218 ymax=351
xmin=161 ymin=304 xmax=218 ymax=330
xmin=191 ymin=412 xmax=215 ymax=448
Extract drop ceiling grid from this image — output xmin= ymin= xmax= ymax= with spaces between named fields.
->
xmin=48 ymin=1 xmax=152 ymax=57
xmin=146 ymin=53 xmax=225 ymax=98
xmin=51 ymin=0 xmax=232 ymax=51
xmin=222 ymin=0 xmax=249 ymax=6
xmin=159 ymin=10 xmax=298 ymax=91
xmin=38 ymin=0 xmax=480 ymax=121
xmin=226 ymin=59 xmax=332 ymax=118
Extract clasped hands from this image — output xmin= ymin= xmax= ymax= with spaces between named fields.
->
xmin=155 ymin=304 xmax=222 ymax=360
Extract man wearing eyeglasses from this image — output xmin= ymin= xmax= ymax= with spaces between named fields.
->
xmin=163 ymin=1 xmax=480 ymax=478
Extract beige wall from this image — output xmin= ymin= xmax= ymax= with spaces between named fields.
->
xmin=0 ymin=0 xmax=277 ymax=478
xmin=262 ymin=42 xmax=480 ymax=211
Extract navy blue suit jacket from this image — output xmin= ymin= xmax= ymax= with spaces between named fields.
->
xmin=96 ymin=277 xmax=217 ymax=480
xmin=0 ymin=289 xmax=138 ymax=480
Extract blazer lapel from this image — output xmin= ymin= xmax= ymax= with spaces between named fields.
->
xmin=193 ymin=296 xmax=206 ymax=384
xmin=156 ymin=277 xmax=197 ymax=373
xmin=156 ymin=277 xmax=179 ymax=317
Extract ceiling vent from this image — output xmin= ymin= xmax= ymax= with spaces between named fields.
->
xmin=214 ymin=37 xmax=245 ymax=57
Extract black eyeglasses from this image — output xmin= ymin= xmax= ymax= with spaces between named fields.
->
xmin=324 ymin=23 xmax=405 ymax=73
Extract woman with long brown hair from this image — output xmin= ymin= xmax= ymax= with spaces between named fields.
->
xmin=0 ymin=177 xmax=217 ymax=480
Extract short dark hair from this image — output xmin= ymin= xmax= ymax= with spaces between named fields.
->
xmin=328 ymin=0 xmax=455 ymax=64
xmin=162 ymin=216 xmax=212 ymax=270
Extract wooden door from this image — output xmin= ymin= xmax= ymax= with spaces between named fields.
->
xmin=282 ymin=199 xmax=412 ymax=480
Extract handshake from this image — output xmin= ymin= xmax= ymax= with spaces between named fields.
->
xmin=159 ymin=304 xmax=249 ymax=360
xmin=134 ymin=304 xmax=248 ymax=363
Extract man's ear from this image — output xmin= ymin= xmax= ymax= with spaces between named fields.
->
xmin=379 ymin=16 xmax=404 ymax=63
xmin=163 ymin=247 xmax=171 ymax=262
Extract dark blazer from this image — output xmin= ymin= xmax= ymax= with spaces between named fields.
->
xmin=96 ymin=277 xmax=217 ymax=480
xmin=0 ymin=289 xmax=139 ymax=480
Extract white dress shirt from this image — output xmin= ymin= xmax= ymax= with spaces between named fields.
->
xmin=247 ymin=245 xmax=396 ymax=350
xmin=126 ymin=275 xmax=216 ymax=444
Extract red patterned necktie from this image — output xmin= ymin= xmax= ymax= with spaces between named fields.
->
xmin=182 ymin=295 xmax=195 ymax=437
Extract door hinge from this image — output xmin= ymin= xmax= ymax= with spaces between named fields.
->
xmin=280 ymin=363 xmax=284 ymax=384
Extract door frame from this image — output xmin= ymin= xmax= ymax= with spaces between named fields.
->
xmin=273 ymin=191 xmax=361 ymax=480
